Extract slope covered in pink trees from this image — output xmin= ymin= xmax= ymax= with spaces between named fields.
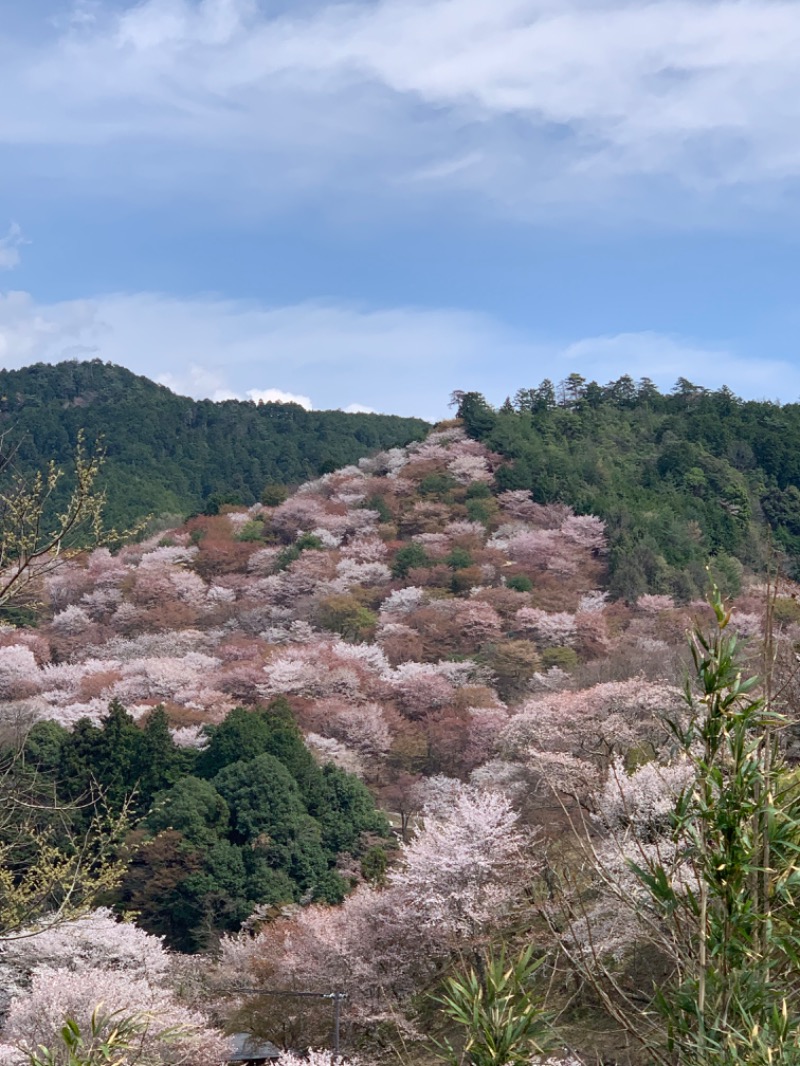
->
xmin=0 ymin=422 xmax=783 ymax=1064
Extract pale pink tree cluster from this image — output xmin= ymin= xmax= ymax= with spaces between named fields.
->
xmin=595 ymin=756 xmax=694 ymax=838
xmin=275 ymin=1052 xmax=362 ymax=1066
xmin=216 ymin=790 xmax=532 ymax=1037
xmin=515 ymin=608 xmax=577 ymax=647
xmin=448 ymin=452 xmax=493 ymax=484
xmin=635 ymin=593 xmax=676 ymax=614
xmin=499 ymin=679 xmax=685 ymax=797
xmin=496 ymin=492 xmax=571 ymax=527
xmin=304 ymin=699 xmax=391 ymax=757
xmin=0 ymin=911 xmax=225 ymax=1066
xmin=305 ymin=733 xmax=365 ymax=776
xmin=3 ymin=968 xmax=226 ymax=1066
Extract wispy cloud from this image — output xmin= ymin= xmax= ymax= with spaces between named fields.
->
xmin=245 ymin=387 xmax=313 ymax=410
xmin=0 ymin=285 xmax=797 ymax=416
xmin=0 ymin=288 xmax=525 ymax=419
xmin=4 ymin=0 xmax=800 ymax=220
xmin=0 ymin=224 xmax=27 ymax=270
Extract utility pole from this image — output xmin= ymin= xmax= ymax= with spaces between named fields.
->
xmin=332 ymin=991 xmax=342 ymax=1061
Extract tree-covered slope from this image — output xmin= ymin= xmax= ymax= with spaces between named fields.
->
xmin=455 ymin=377 xmax=800 ymax=599
xmin=0 ymin=361 xmax=429 ymax=527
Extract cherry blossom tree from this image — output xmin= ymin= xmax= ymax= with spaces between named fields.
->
xmin=1 ymin=910 xmax=226 ymax=1066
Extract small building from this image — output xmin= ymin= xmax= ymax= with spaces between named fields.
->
xmin=226 ymin=1033 xmax=282 ymax=1065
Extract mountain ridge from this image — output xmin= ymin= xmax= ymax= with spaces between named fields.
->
xmin=0 ymin=360 xmax=430 ymax=527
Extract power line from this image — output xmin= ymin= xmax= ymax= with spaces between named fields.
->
xmin=220 ymin=987 xmax=347 ymax=1058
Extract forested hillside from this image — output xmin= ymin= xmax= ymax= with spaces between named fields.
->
xmin=454 ymin=377 xmax=800 ymax=599
xmin=3 ymin=390 xmax=800 ymax=1063
xmin=0 ymin=361 xmax=429 ymax=527
xmin=2 ymin=421 xmax=791 ymax=1063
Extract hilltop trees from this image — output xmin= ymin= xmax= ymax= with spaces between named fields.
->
xmin=451 ymin=381 xmax=780 ymax=598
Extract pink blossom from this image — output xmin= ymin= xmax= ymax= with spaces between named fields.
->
xmin=515 ymin=608 xmax=577 ymax=647
xmin=331 ymin=559 xmax=392 ymax=591
xmin=560 ymin=514 xmax=606 ymax=552
xmin=596 ymin=755 xmax=694 ymax=837
xmin=170 ymin=725 xmax=207 ymax=749
xmin=306 ymin=733 xmax=365 ymax=777
xmin=4 ymin=967 xmax=225 ymax=1066
xmin=275 ymin=1053 xmax=361 ymax=1066
xmin=340 ymin=536 xmax=388 ymax=563
xmin=635 ymin=594 xmax=676 ymax=614
xmin=578 ymin=590 xmax=608 ymax=613
xmin=411 ymin=533 xmax=450 ymax=558
xmin=247 ymin=547 xmax=282 ymax=574
xmin=0 ymin=646 xmax=40 ymax=701
xmin=51 ymin=605 xmax=92 ymax=634
xmin=500 ymin=678 xmax=684 ymax=769
xmin=390 ymin=789 xmax=530 ymax=936
xmin=448 ymin=453 xmax=492 ymax=483
xmin=379 ymin=587 xmax=427 ymax=615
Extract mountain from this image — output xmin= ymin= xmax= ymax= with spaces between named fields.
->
xmin=454 ymin=378 xmax=800 ymax=599
xmin=0 ymin=361 xmax=430 ymax=527
xmin=0 ymin=419 xmax=786 ymax=1061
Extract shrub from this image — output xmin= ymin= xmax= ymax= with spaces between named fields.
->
xmin=506 ymin=574 xmax=533 ymax=593
xmin=392 ymin=543 xmax=431 ymax=578
xmin=540 ymin=646 xmax=579 ymax=670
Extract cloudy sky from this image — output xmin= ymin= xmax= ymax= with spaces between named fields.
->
xmin=2 ymin=0 xmax=800 ymax=419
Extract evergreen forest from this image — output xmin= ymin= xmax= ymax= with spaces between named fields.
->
xmin=455 ymin=375 xmax=800 ymax=599
xmin=0 ymin=361 xmax=429 ymax=527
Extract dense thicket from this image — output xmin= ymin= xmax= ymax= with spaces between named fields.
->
xmin=0 ymin=361 xmax=429 ymax=527
xmin=19 ymin=699 xmax=391 ymax=952
xmin=455 ymin=377 xmax=800 ymax=598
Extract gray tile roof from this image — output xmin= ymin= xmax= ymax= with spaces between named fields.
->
xmin=227 ymin=1033 xmax=282 ymax=1062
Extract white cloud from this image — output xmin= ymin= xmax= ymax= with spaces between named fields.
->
xmin=0 ymin=288 xmax=524 ymax=419
xmin=4 ymin=0 xmax=800 ymax=218
xmin=343 ymin=403 xmax=377 ymax=414
xmin=0 ymin=224 xmax=26 ymax=270
xmin=0 ymin=284 xmax=797 ymax=417
xmin=246 ymin=387 xmax=312 ymax=409
xmin=552 ymin=332 xmax=800 ymax=401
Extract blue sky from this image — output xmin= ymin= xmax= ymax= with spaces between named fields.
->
xmin=2 ymin=0 xmax=800 ymax=420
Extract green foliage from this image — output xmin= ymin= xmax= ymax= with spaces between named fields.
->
xmin=235 ymin=519 xmax=266 ymax=542
xmin=23 ymin=700 xmax=390 ymax=952
xmin=446 ymin=547 xmax=474 ymax=570
xmin=434 ymin=946 xmax=553 ymax=1066
xmin=360 ymin=844 xmax=388 ymax=884
xmin=261 ymin=483 xmax=290 ymax=507
xmin=620 ymin=589 xmax=800 ymax=1064
xmin=146 ymin=777 xmax=231 ymax=848
xmin=316 ymin=595 xmax=378 ymax=642
xmin=771 ymin=596 xmax=800 ymax=625
xmin=451 ymin=380 xmax=800 ymax=597
xmin=0 ymin=361 xmax=429 ymax=529
xmin=466 ymin=498 xmax=494 ymax=525
xmin=57 ymin=702 xmax=188 ymax=817
xmin=539 ymin=646 xmax=579 ymax=670
xmin=505 ymin=575 xmax=533 ymax=593
xmin=480 ymin=641 xmax=541 ymax=701
xmin=392 ymin=542 xmax=431 ymax=578
xmin=26 ymin=1008 xmax=150 ymax=1066
xmin=419 ymin=472 xmax=458 ymax=499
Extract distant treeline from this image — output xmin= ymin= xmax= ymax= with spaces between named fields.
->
xmin=454 ymin=375 xmax=800 ymax=599
xmin=0 ymin=361 xmax=429 ymax=528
